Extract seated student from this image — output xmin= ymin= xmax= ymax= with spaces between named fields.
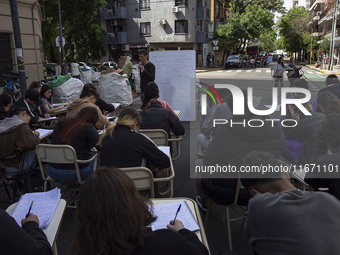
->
xmin=0 ymin=106 xmax=40 ymax=176
xmin=73 ymin=167 xmax=209 ymax=255
xmin=306 ymin=113 xmax=340 ymax=200
xmin=99 ymin=107 xmax=170 ymax=170
xmin=241 ymin=151 xmax=340 ymax=255
xmin=81 ymin=84 xmax=115 ymax=114
xmin=0 ymin=92 xmax=14 ymax=120
xmin=47 ymin=107 xmax=99 ymax=183
xmin=140 ymin=100 xmax=185 ymax=139
xmin=195 ymin=90 xmax=284 ymax=211
xmin=318 ymin=74 xmax=340 ymax=99
xmin=16 ymin=89 xmax=48 ymax=124
xmin=317 ymin=91 xmax=340 ymax=115
xmin=28 ymin=81 xmax=43 ymax=93
xmin=67 ymin=87 xmax=110 ymax=129
xmin=140 ymin=82 xmax=177 ymax=116
xmin=0 ymin=162 xmax=52 ymax=255
xmin=39 ymin=85 xmax=66 ymax=115
xmin=282 ymin=94 xmax=325 ymax=164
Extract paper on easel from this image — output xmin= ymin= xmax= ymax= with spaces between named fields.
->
xmin=150 ymin=200 xmax=200 ymax=232
xmin=10 ymin=188 xmax=61 ymax=228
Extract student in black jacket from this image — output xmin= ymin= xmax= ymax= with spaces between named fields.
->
xmin=81 ymin=84 xmax=115 ymax=114
xmin=73 ymin=167 xmax=209 ymax=255
xmin=99 ymin=107 xmax=170 ymax=170
xmin=140 ymin=100 xmax=185 ymax=138
xmin=0 ymin=162 xmax=52 ymax=255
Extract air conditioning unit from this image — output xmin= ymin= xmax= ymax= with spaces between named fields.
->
xmin=107 ymin=8 xmax=113 ymax=16
xmin=171 ymin=7 xmax=179 ymax=13
xmin=110 ymin=20 xmax=118 ymax=26
xmin=107 ymin=33 xmax=115 ymax=40
xmin=121 ymin=44 xmax=129 ymax=51
xmin=159 ymin=19 xmax=168 ymax=26
xmin=317 ymin=11 xmax=322 ymax=16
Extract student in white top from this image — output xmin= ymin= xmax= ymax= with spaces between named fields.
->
xmin=273 ymin=56 xmax=289 ymax=88
xmin=71 ymin=60 xmax=82 ymax=80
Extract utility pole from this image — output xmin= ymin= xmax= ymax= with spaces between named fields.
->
xmin=329 ymin=0 xmax=338 ymax=71
xmin=58 ymin=0 xmax=65 ymax=73
xmin=9 ymin=0 xmax=27 ymax=95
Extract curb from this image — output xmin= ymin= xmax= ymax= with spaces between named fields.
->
xmin=196 ymin=67 xmax=224 ymax=73
xmin=306 ymin=65 xmax=340 ymax=75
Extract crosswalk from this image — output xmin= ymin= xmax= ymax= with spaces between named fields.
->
xmin=215 ymin=69 xmax=324 ymax=76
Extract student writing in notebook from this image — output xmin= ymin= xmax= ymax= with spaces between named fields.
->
xmin=0 ymin=162 xmax=52 ymax=255
xmin=73 ymin=167 xmax=208 ymax=255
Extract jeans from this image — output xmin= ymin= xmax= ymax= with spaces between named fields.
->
xmin=6 ymin=150 xmax=37 ymax=177
xmin=274 ymin=77 xmax=283 ymax=88
xmin=47 ymin=160 xmax=96 ymax=183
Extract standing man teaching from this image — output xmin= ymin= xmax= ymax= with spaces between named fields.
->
xmin=138 ymin=50 xmax=155 ymax=100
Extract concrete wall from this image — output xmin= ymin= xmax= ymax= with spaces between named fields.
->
xmin=0 ymin=0 xmax=43 ymax=87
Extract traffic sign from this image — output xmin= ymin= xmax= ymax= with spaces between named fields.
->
xmin=213 ymin=47 xmax=219 ymax=51
xmin=56 ymin=36 xmax=65 ymax=48
xmin=212 ymin=40 xmax=219 ymax=46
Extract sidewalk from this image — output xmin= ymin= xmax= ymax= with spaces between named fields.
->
xmin=304 ymin=63 xmax=340 ymax=75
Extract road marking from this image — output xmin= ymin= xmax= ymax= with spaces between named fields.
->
xmin=256 ymin=70 xmax=262 ymax=72
xmin=246 ymin=70 xmax=252 ymax=72
xmin=266 ymin=70 xmax=271 ymax=73
xmin=226 ymin=70 xmax=232 ymax=72
xmin=217 ymin=70 xmax=223 ymax=72
xmin=306 ymin=71 xmax=315 ymax=74
xmin=236 ymin=70 xmax=242 ymax=72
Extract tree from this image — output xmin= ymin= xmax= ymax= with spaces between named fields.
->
xmin=229 ymin=0 xmax=285 ymax=14
xmin=217 ymin=4 xmax=274 ymax=53
xmin=259 ymin=30 xmax=276 ymax=53
xmin=278 ymin=6 xmax=309 ymax=59
xmin=40 ymin=0 xmax=107 ymax=63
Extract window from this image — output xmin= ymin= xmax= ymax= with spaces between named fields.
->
xmin=175 ymin=20 xmax=188 ymax=34
xmin=140 ymin=0 xmax=150 ymax=10
xmin=140 ymin=22 xmax=151 ymax=36
xmin=175 ymin=0 xmax=188 ymax=6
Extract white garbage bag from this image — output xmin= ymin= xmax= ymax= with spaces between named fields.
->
xmin=98 ymin=72 xmax=133 ymax=107
xmin=92 ymin=72 xmax=101 ymax=82
xmin=81 ymin=70 xmax=93 ymax=84
xmin=53 ymin=78 xmax=84 ymax=103
xmin=132 ymin=64 xmax=141 ymax=93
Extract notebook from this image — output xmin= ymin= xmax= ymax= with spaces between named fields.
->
xmin=150 ymin=200 xmax=200 ymax=232
xmin=35 ymin=129 xmax=53 ymax=140
xmin=10 ymin=188 xmax=61 ymax=228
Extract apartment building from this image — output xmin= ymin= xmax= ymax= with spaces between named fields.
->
xmin=309 ymin=0 xmax=340 ymax=61
xmin=0 ymin=0 xmax=44 ymax=87
xmin=101 ymin=0 xmax=225 ymax=66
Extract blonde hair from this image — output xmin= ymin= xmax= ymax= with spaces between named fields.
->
xmin=98 ymin=107 xmax=141 ymax=146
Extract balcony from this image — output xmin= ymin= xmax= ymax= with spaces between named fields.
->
xmin=197 ymin=6 xmax=210 ymax=20
xmin=105 ymin=32 xmax=127 ymax=44
xmin=196 ymin=31 xmax=208 ymax=43
xmin=309 ymin=0 xmax=323 ymax=11
xmin=103 ymin=7 xmax=127 ymax=20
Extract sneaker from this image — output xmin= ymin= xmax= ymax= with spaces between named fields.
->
xmin=195 ymin=195 xmax=207 ymax=213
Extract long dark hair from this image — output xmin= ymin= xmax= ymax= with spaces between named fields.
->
xmin=0 ymin=93 xmax=12 ymax=107
xmin=277 ymin=56 xmax=284 ymax=67
xmin=58 ymin=107 xmax=99 ymax=144
xmin=141 ymin=82 xmax=159 ymax=109
xmin=40 ymin=85 xmax=53 ymax=104
xmin=73 ymin=167 xmax=156 ymax=255
xmin=80 ymin=85 xmax=99 ymax=99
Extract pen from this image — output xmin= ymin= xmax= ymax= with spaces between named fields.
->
xmin=172 ymin=204 xmax=181 ymax=225
xmin=26 ymin=200 xmax=34 ymax=218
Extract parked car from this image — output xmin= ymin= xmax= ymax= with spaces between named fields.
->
xmin=99 ymin=61 xmax=117 ymax=71
xmin=225 ymin=55 xmax=243 ymax=68
xmin=79 ymin=62 xmax=91 ymax=72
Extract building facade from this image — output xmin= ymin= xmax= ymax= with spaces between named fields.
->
xmin=101 ymin=0 xmax=224 ymax=66
xmin=0 ymin=0 xmax=44 ymax=87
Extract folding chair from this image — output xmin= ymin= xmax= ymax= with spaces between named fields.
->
xmin=0 ymin=152 xmax=33 ymax=203
xmin=118 ymin=167 xmax=155 ymax=198
xmin=139 ymin=129 xmax=182 ymax=161
xmin=204 ymin=177 xmax=246 ymax=251
xmin=36 ymin=144 xmax=98 ymax=208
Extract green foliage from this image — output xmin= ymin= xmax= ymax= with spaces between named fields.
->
xmin=217 ymin=4 xmax=274 ymax=53
xmin=40 ymin=0 xmax=107 ymax=63
xmin=259 ymin=31 xmax=276 ymax=52
xmin=229 ymin=0 xmax=285 ymax=14
xmin=278 ymin=6 xmax=309 ymax=53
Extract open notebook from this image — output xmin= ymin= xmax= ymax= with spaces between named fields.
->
xmin=35 ymin=129 xmax=53 ymax=139
xmin=150 ymin=200 xmax=200 ymax=232
xmin=10 ymin=188 xmax=61 ymax=228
